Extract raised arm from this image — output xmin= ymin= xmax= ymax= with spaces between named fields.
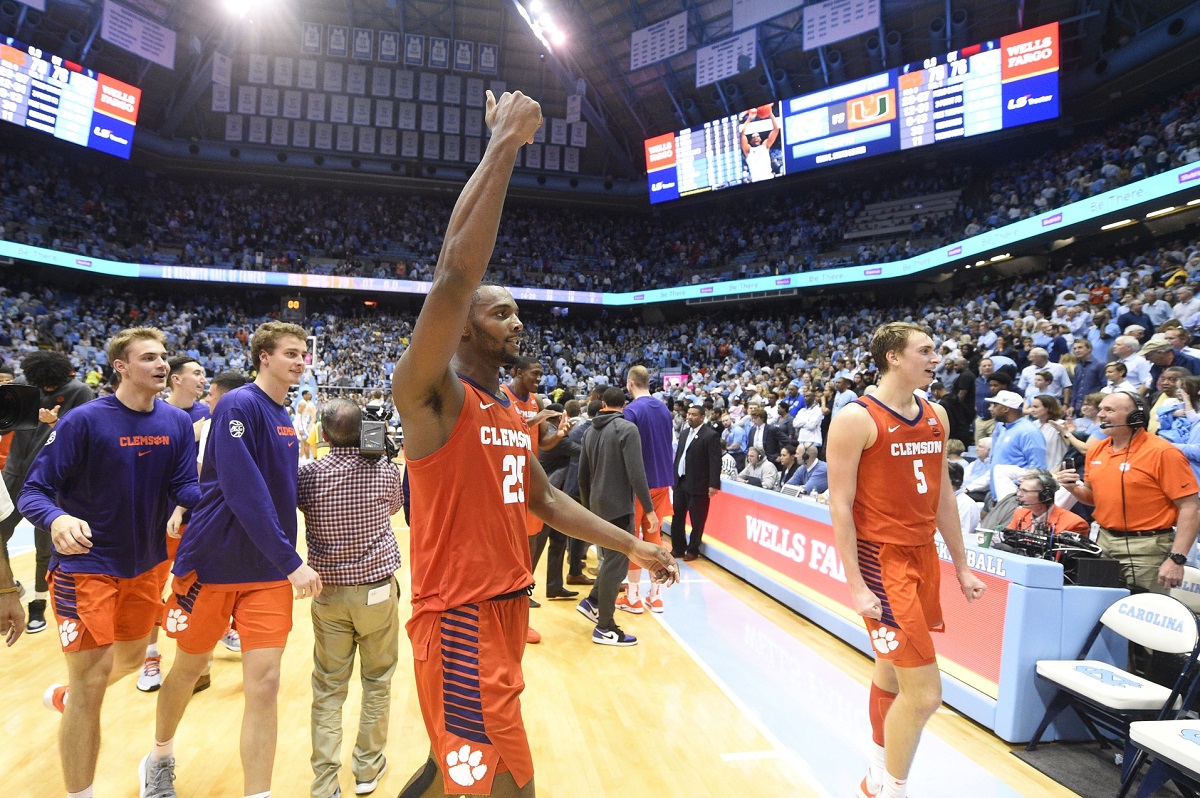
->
xmin=391 ymin=91 xmax=542 ymax=457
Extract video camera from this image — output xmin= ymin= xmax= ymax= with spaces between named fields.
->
xmin=993 ymin=522 xmax=1104 ymax=560
xmin=0 ymin=384 xmax=41 ymax=432
xmin=361 ymin=400 xmax=400 ymax=460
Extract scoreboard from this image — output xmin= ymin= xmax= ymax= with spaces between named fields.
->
xmin=0 ymin=36 xmax=142 ymax=159
xmin=648 ymin=22 xmax=1058 ymax=204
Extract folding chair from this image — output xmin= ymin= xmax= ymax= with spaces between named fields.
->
xmin=1026 ymin=592 xmax=1200 ymax=764
xmin=1120 ymin=719 xmax=1200 ymax=798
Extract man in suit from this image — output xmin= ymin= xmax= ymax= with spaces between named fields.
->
xmin=746 ymin=407 xmax=785 ymax=464
xmin=672 ymin=404 xmax=722 ymax=561
xmin=786 ymin=444 xmax=829 ymax=494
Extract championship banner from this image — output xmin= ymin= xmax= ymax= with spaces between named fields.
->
xmin=247 ymin=54 xmax=268 ymax=85
xmin=563 ymin=147 xmax=579 ymax=172
xmin=306 ymin=93 xmax=326 ymax=122
xmin=379 ymin=128 xmax=397 ymax=155
xmin=273 ymin=56 xmax=293 ymax=87
xmin=258 ymin=87 xmax=278 ymax=117
xmin=465 ymin=77 xmax=485 ymax=107
xmin=394 ymin=70 xmax=414 ymax=100
xmin=292 ymin=120 xmax=311 ymax=147
xmin=322 ymin=62 xmax=343 ymax=93
xmin=297 ymin=59 xmax=318 ymax=89
xmin=211 ymin=83 xmax=230 ymax=113
xmin=422 ymin=132 xmax=440 ymax=159
xmin=101 ymin=0 xmax=176 ymax=70
xmin=443 ymin=74 xmax=462 ymax=105
xmin=224 ymin=113 xmax=243 ymax=141
xmin=282 ymin=90 xmax=303 ymax=119
xmin=212 ymin=51 xmax=232 ymax=87
xmin=401 ymin=129 xmax=419 ymax=157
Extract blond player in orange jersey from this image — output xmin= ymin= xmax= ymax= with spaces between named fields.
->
xmin=828 ymin=322 xmax=986 ymax=798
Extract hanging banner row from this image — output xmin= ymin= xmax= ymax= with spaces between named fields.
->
xmin=300 ymin=23 xmax=497 ymax=73
xmin=221 ymin=118 xmax=581 ymax=172
xmin=213 ymin=88 xmax=587 ymax=147
xmin=231 ymin=61 xmax=506 ymax=106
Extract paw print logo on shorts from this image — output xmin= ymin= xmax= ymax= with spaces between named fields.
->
xmin=165 ymin=608 xmax=189 ymax=633
xmin=446 ymin=745 xmax=488 ymax=787
xmin=59 ymin=620 xmax=78 ymax=647
xmin=871 ymin=627 xmax=900 ymax=655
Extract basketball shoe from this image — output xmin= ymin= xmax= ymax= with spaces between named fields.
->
xmin=137 ymin=655 xmax=163 ymax=692
xmin=43 ymin=684 xmax=68 ymax=713
xmin=857 ymin=773 xmax=880 ymax=798
xmin=615 ymin=594 xmax=644 ymax=614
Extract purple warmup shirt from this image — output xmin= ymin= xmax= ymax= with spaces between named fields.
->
xmin=623 ymin=395 xmax=675 ymax=489
xmin=173 ymin=383 xmax=302 ymax=584
xmin=20 ymin=395 xmax=200 ymax=578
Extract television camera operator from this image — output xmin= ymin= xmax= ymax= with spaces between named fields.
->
xmin=297 ymin=398 xmax=404 ymax=798
xmin=0 ymin=351 xmax=93 ymax=634
xmin=1054 ymin=391 xmax=1200 ymax=593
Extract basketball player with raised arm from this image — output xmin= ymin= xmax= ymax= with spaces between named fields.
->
xmin=391 ymin=89 xmax=678 ymax=798
xmin=828 ymin=322 xmax=986 ymax=798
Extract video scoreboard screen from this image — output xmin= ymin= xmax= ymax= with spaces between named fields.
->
xmin=647 ymin=22 xmax=1058 ymax=204
xmin=0 ymin=36 xmax=142 ymax=159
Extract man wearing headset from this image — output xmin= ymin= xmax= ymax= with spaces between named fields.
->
xmin=1055 ymin=391 xmax=1200 ymax=593
xmin=1009 ymin=470 xmax=1089 ymax=535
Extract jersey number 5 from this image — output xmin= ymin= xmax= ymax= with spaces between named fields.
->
xmin=913 ymin=459 xmax=928 ymax=494
xmin=502 ymin=454 xmax=526 ymax=504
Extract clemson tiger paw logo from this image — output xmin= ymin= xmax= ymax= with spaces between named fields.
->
xmin=446 ymin=745 xmax=488 ymax=787
xmin=165 ymin=608 xmax=189 ymax=633
xmin=59 ymin=620 xmax=79 ymax=647
xmin=871 ymin=627 xmax=899 ymax=654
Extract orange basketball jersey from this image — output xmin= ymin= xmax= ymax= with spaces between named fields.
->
xmin=501 ymin=383 xmax=545 ymax=536
xmin=851 ymin=395 xmax=945 ymax=546
xmin=407 ymin=378 xmax=535 ymax=622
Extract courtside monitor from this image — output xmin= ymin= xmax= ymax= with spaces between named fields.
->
xmin=0 ymin=36 xmax=142 ymax=159
xmin=646 ymin=22 xmax=1059 ymax=204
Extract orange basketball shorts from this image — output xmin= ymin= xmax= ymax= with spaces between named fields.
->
xmin=634 ymin=486 xmax=672 ymax=543
xmin=857 ymin=539 xmax=944 ymax=667
xmin=164 ymin=571 xmax=292 ymax=655
xmin=48 ymin=566 xmax=164 ymax=653
xmin=408 ymin=596 xmax=533 ymax=794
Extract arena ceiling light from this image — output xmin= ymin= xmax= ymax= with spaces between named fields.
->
xmin=1145 ymin=206 xmax=1177 ymax=218
xmin=1188 ymin=199 xmax=1200 ymax=206
xmin=989 ymin=253 xmax=1011 ymax=262
xmin=1100 ymin=218 xmax=1135 ymax=230
xmin=514 ymin=0 xmax=568 ymax=50
xmin=221 ymin=0 xmax=276 ymax=18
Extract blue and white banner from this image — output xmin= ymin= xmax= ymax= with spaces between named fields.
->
xmin=429 ymin=37 xmax=450 ymax=69
xmin=101 ymin=0 xmax=176 ymax=70
xmin=212 ymin=51 xmax=232 ymax=87
xmin=273 ymin=57 xmax=293 ymax=87
xmin=466 ymin=77 xmax=485 ymax=107
xmin=379 ymin=128 xmax=397 ymax=155
xmin=401 ymin=130 xmax=419 ymax=157
xmin=394 ymin=70 xmax=414 ymax=100
xmin=346 ymin=64 xmax=367 ymax=95
xmin=327 ymin=26 xmax=349 ymax=58
xmin=404 ymin=34 xmax=424 ymax=67
xmin=423 ymin=132 xmax=440 ymax=160
xmin=283 ymin=90 xmax=303 ymax=119
xmin=443 ymin=74 xmax=461 ymax=105
xmin=211 ymin=83 xmax=230 ymax=112
xmin=371 ymin=66 xmax=392 ymax=97
xmin=419 ymin=72 xmax=438 ymax=102
xmin=247 ymin=54 xmax=269 ymax=84
xmin=306 ymin=93 xmax=326 ymax=122
xmin=259 ymin=88 xmax=278 ymax=117
xmin=323 ymin=62 xmax=343 ymax=93
xmin=292 ymin=120 xmax=311 ymax=147
xmin=301 ymin=22 xmax=323 ymax=55
xmin=378 ymin=31 xmax=400 ymax=64
xmin=477 ymin=43 xmax=498 ymax=75
xmin=352 ymin=28 xmax=373 ymax=60
xmin=454 ymin=40 xmax=474 ymax=72
xmin=297 ymin=59 xmax=318 ymax=89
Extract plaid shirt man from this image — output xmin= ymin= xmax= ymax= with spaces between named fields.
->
xmin=297 ymin=448 xmax=403 ymax=585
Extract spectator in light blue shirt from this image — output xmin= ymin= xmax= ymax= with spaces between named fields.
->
xmin=786 ymin=444 xmax=829 ymax=494
xmin=986 ymin=390 xmax=1048 ymax=498
xmin=831 ymin=377 xmax=858 ymax=416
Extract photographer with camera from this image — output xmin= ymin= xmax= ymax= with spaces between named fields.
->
xmin=297 ymin=398 xmax=403 ymax=798
xmin=0 ymin=350 xmax=93 ymax=634
xmin=1055 ymin=391 xmax=1200 ymax=593
xmin=1009 ymin=470 xmax=1089 ymax=536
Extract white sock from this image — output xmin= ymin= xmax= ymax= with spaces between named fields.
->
xmin=867 ymin=742 xmax=887 ymax=787
xmin=35 ymin=591 xmax=49 ymax=601
xmin=627 ymin=580 xmax=641 ymax=603
xmin=67 ymin=787 xmax=93 ymax=798
xmin=145 ymin=643 xmax=159 ymax=658
xmin=882 ymin=770 xmax=907 ymax=798
xmin=649 ymin=582 xmax=662 ymax=601
xmin=152 ymin=738 xmax=174 ymax=761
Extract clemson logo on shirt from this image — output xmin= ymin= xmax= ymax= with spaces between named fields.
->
xmin=229 ymin=420 xmax=246 ymax=438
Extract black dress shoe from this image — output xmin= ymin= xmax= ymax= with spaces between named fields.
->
xmin=682 ymin=552 xmax=699 ymax=562
xmin=545 ymin=588 xmax=580 ymax=600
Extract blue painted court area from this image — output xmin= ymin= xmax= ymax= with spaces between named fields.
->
xmin=651 ymin=563 xmax=1027 ymax=798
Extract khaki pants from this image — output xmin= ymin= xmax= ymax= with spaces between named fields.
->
xmin=974 ymin=417 xmax=995 ymax=444
xmin=1098 ymin=529 xmax=1173 ymax=595
xmin=310 ymin=577 xmax=400 ymax=798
